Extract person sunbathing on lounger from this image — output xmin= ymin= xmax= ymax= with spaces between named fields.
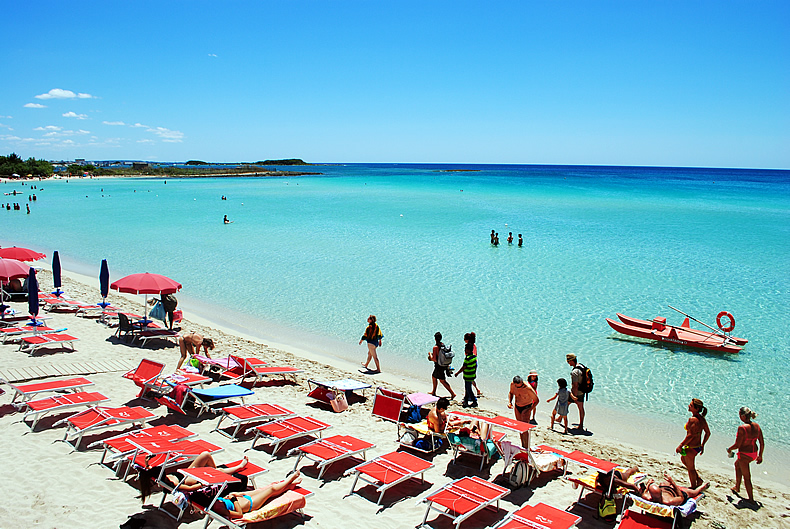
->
xmin=139 ymin=452 xmax=249 ymax=502
xmin=215 ymin=470 xmax=302 ymax=517
xmin=641 ymin=472 xmax=709 ymax=506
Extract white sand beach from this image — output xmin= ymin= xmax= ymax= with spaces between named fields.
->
xmin=0 ymin=269 xmax=788 ymax=529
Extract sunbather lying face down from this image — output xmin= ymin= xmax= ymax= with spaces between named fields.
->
xmin=215 ymin=470 xmax=302 ymax=517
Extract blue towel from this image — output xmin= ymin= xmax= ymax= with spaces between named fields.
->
xmin=192 ymin=384 xmax=254 ymax=401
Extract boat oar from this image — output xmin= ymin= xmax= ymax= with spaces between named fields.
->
xmin=668 ymin=305 xmax=726 ymax=336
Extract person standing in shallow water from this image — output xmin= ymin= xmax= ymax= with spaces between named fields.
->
xmin=359 ymin=315 xmax=382 ymax=373
xmin=518 ymin=234 xmax=523 ymax=247
xmin=676 ymin=398 xmax=710 ymax=488
xmin=727 ymin=406 xmax=764 ymax=504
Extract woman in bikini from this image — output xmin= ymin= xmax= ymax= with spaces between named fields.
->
xmin=216 ymin=470 xmax=302 ymax=517
xmin=177 ymin=331 xmax=215 ymax=370
xmin=359 ymin=315 xmax=382 ymax=373
xmin=727 ymin=406 xmax=764 ymax=503
xmin=641 ymin=472 xmax=709 ymax=506
xmin=676 ymin=398 xmax=710 ymax=487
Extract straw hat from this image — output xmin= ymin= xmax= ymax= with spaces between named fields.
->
xmin=529 ymin=370 xmax=538 ymax=376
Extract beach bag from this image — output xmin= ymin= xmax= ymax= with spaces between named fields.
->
xmin=149 ymin=301 xmax=166 ymax=322
xmin=328 ymin=390 xmax=348 ymax=413
xmin=437 ymin=343 xmax=454 ymax=366
xmin=597 ymin=495 xmax=616 ymax=522
xmin=577 ymin=363 xmax=594 ymax=394
xmin=404 ymin=404 xmax=422 ymax=423
xmin=414 ymin=438 xmax=431 ymax=451
xmin=399 ymin=430 xmax=417 ymax=446
xmin=508 ymin=460 xmax=530 ymax=488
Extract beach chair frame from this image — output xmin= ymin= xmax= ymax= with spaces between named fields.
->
xmin=1 ymin=376 xmax=93 ymax=404
xmin=288 ymin=434 xmax=375 ymax=479
xmin=55 ymin=405 xmax=155 ymax=449
xmin=212 ymin=403 xmax=294 ymax=440
xmin=345 ymin=450 xmax=434 ymax=505
xmin=247 ymin=415 xmax=331 ymax=455
xmin=22 ymin=391 xmax=109 ymax=429
xmin=419 ymin=475 xmax=509 ymax=529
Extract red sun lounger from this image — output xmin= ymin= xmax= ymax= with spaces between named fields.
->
xmin=616 ymin=509 xmax=674 ymax=529
xmin=0 ymin=325 xmax=55 ymax=344
xmin=137 ymin=329 xmax=180 ymax=348
xmin=123 ymin=358 xmax=166 ymax=397
xmin=224 ymin=354 xmax=302 ymax=384
xmin=125 ymin=437 xmax=224 ymax=484
xmin=492 ymin=502 xmax=582 ymax=529
xmin=420 ymin=475 xmax=509 ymax=529
xmin=346 ymin=450 xmax=434 ymax=505
xmin=55 ymin=405 xmax=155 ymax=449
xmin=89 ymin=424 xmax=196 ymax=474
xmin=213 ymin=403 xmax=294 ymax=440
xmin=289 ymin=435 xmax=375 ymax=479
xmin=0 ymin=314 xmax=52 ymax=327
xmin=22 ymin=391 xmax=109 ymax=429
xmin=446 ymin=411 xmax=509 ymax=470
xmin=248 ymin=415 xmax=331 ymax=455
xmin=1 ymin=376 xmax=93 ymax=403
xmin=562 ymin=450 xmax=620 ymax=511
xmin=18 ymin=332 xmax=79 ymax=353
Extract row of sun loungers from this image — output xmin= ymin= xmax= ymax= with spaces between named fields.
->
xmin=1 ymin=351 xmax=698 ymax=529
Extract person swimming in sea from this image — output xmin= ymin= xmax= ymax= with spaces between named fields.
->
xmin=223 ymin=215 xmax=233 ymax=224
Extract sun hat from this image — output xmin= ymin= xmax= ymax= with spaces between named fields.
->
xmin=529 ymin=370 xmax=538 ymax=376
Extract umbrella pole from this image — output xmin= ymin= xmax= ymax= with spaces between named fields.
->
xmin=144 ymin=294 xmax=148 ymax=324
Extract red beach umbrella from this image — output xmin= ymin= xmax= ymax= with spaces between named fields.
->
xmin=0 ymin=258 xmax=30 ymax=307
xmin=110 ymin=272 xmax=182 ymax=323
xmin=0 ymin=246 xmax=46 ymax=262
xmin=0 ymin=258 xmax=30 ymax=283
xmin=110 ymin=273 xmax=182 ymax=295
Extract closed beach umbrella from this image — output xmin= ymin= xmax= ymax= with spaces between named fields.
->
xmin=99 ymin=259 xmax=110 ymax=308
xmin=110 ymin=272 xmax=182 ymax=322
xmin=52 ymin=251 xmax=63 ymax=297
xmin=28 ymin=267 xmax=40 ymax=324
xmin=0 ymin=246 xmax=46 ymax=262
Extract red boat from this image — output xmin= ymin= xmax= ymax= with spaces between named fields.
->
xmin=606 ymin=312 xmax=746 ymax=353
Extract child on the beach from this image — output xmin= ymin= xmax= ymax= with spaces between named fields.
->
xmin=547 ymin=378 xmax=570 ymax=433
xmin=527 ymin=370 xmax=538 ymax=421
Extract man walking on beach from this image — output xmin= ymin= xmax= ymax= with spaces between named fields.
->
xmin=566 ymin=353 xmax=586 ymax=431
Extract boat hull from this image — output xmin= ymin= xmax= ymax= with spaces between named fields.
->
xmin=606 ymin=317 xmax=743 ymax=353
xmin=615 ymin=313 xmax=748 ymax=345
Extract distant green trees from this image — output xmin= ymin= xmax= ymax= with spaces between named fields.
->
xmin=0 ymin=153 xmax=53 ymax=177
xmin=68 ymin=163 xmax=95 ymax=174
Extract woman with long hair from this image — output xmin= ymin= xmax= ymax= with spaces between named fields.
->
xmin=676 ymin=398 xmax=710 ymax=487
xmin=727 ymin=406 xmax=764 ymax=503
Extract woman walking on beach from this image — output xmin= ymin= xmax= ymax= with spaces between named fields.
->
xmin=676 ymin=398 xmax=710 ymax=488
xmin=727 ymin=406 xmax=764 ymax=504
xmin=359 ymin=314 xmax=382 ymax=373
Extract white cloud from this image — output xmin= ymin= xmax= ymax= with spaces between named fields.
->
xmin=0 ymin=123 xmax=11 ymax=130
xmin=35 ymin=88 xmax=95 ymax=100
xmin=42 ymin=129 xmax=90 ymax=138
xmin=131 ymin=123 xmax=148 ymax=128
xmin=149 ymin=126 xmax=184 ymax=142
xmin=0 ymin=135 xmax=21 ymax=141
xmin=63 ymin=111 xmax=88 ymax=119
xmin=0 ymin=115 xmax=11 ymax=119
xmin=34 ymin=125 xmax=62 ymax=131
xmin=103 ymin=120 xmax=126 ymax=126
xmin=24 ymin=103 xmax=46 ymax=108
xmin=137 ymin=139 xmax=155 ymax=144
xmin=208 ymin=53 xmax=217 ymax=57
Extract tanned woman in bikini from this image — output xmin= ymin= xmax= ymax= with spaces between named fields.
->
xmin=727 ymin=406 xmax=764 ymax=504
xmin=676 ymin=398 xmax=710 ymax=488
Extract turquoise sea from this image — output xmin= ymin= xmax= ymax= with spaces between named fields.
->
xmin=2 ymin=164 xmax=789 ymax=452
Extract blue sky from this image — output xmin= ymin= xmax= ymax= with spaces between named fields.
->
xmin=1 ymin=1 xmax=787 ymax=168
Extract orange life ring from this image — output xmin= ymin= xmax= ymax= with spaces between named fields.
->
xmin=716 ymin=311 xmax=735 ymax=332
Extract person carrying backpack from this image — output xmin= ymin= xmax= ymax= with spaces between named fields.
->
xmin=566 ymin=353 xmax=593 ymax=432
xmin=429 ymin=332 xmax=456 ymax=400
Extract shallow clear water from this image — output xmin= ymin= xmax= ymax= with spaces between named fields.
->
xmin=3 ymin=164 xmax=789 ymax=447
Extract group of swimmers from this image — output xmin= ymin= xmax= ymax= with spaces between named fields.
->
xmin=490 ymin=230 xmax=522 ymax=247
